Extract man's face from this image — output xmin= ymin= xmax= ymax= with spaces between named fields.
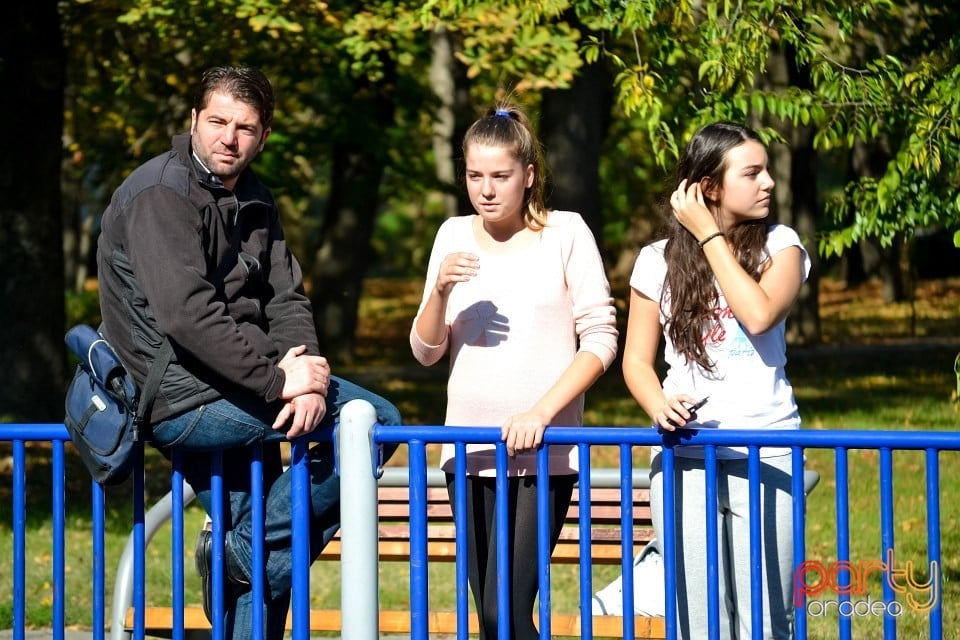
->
xmin=190 ymin=90 xmax=270 ymax=190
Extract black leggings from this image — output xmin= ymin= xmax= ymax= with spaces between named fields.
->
xmin=445 ymin=473 xmax=576 ymax=640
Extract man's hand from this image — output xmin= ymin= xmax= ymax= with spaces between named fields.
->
xmin=277 ymin=345 xmax=330 ymax=399
xmin=273 ymin=392 xmax=327 ymax=438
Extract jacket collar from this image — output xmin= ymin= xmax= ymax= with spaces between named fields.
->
xmin=171 ymin=132 xmax=273 ymax=205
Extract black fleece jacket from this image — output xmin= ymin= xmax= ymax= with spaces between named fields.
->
xmin=97 ymin=133 xmax=319 ymax=423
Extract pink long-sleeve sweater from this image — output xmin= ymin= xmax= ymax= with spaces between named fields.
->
xmin=410 ymin=211 xmax=619 ymax=476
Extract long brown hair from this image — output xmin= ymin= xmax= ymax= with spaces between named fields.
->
xmin=461 ymin=103 xmax=549 ymax=229
xmin=662 ymin=122 xmax=770 ymax=371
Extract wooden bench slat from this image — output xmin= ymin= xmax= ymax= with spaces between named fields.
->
xmin=129 ymin=478 xmax=657 ymax=637
xmin=127 ymin=606 xmax=665 ymax=638
xmin=375 ymin=523 xmax=649 ymax=543
xmin=320 ymin=534 xmax=656 ymax=564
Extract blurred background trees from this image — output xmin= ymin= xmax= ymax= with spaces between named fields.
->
xmin=2 ymin=0 xmax=958 ymax=420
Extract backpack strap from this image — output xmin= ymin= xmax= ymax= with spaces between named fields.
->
xmin=133 ymin=339 xmax=174 ymax=439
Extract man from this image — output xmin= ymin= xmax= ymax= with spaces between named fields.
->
xmin=97 ymin=65 xmax=401 ymax=639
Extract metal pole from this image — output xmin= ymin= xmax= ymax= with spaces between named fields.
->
xmin=338 ymin=399 xmax=379 ymax=640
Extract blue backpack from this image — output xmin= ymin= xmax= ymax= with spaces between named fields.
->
xmin=63 ymin=325 xmax=172 ymax=485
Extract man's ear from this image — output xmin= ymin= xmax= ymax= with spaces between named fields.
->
xmin=257 ymin=128 xmax=271 ymax=153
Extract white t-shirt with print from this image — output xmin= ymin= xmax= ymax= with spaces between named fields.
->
xmin=629 ymin=224 xmax=811 ymax=458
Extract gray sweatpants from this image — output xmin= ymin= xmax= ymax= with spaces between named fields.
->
xmin=650 ymin=452 xmax=795 ymax=639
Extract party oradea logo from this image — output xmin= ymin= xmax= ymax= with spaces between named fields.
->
xmin=794 ymin=549 xmax=939 ymax=618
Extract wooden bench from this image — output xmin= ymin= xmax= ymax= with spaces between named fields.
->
xmin=126 ymin=472 xmax=664 ymax=638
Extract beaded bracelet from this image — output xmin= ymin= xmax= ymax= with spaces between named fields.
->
xmin=698 ymin=231 xmax=724 ymax=248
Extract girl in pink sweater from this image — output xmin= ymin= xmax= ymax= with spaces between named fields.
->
xmin=410 ymin=103 xmax=619 ymax=640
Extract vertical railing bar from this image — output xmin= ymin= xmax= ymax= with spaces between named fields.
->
xmin=619 ymin=443 xmax=635 ymax=640
xmin=209 ymin=451 xmax=225 ymax=640
xmin=249 ymin=445 xmax=265 ymax=639
xmin=925 ymin=448 xmax=942 ymax=639
xmin=408 ymin=439 xmax=429 ymax=640
xmin=52 ymin=440 xmax=66 ymax=640
xmin=704 ymin=445 xmax=719 ymax=639
xmin=536 ymin=445 xmax=552 ymax=640
xmin=835 ymin=447 xmax=851 ymax=640
xmin=91 ymin=477 xmax=106 ymax=640
xmin=879 ymin=447 xmax=895 ymax=639
xmin=170 ymin=452 xmax=185 ymax=640
xmin=133 ymin=442 xmax=146 ymax=640
xmin=495 ymin=443 xmax=511 ymax=640
xmin=13 ymin=440 xmax=26 ymax=640
xmin=90 ymin=478 xmax=107 ymax=640
xmin=454 ymin=442 xmax=469 ymax=640
xmin=791 ymin=447 xmax=807 ymax=640
xmin=747 ymin=446 xmax=763 ymax=640
xmin=577 ymin=444 xmax=593 ymax=640
xmin=290 ymin=438 xmax=310 ymax=640
xmin=662 ymin=442 xmax=677 ymax=640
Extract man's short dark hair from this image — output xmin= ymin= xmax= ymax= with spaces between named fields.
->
xmin=193 ymin=66 xmax=275 ymax=130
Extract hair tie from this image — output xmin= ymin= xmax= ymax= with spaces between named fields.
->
xmin=494 ymin=109 xmax=511 ymax=118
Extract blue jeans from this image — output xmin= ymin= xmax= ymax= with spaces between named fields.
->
xmin=151 ymin=375 xmax=402 ymax=640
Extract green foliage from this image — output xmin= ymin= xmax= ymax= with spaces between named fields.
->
xmin=424 ymin=0 xmax=960 ymax=255
xmin=61 ymin=0 xmax=442 ymax=277
xmin=62 ymin=0 xmax=960 ymax=281
xmin=65 ymin=288 xmax=102 ymax=331
xmin=417 ymin=0 xmax=584 ymax=92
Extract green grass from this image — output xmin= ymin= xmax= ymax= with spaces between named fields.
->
xmin=787 ymin=343 xmax=960 ymax=639
xmin=2 ymin=275 xmax=960 ymax=636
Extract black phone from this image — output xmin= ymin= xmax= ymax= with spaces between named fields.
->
xmin=666 ymin=396 xmax=709 ymax=427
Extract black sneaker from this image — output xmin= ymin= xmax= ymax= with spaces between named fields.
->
xmin=195 ymin=526 xmax=249 ymax=623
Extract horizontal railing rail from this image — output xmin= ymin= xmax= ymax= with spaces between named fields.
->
xmin=3 ymin=409 xmax=958 ymax=640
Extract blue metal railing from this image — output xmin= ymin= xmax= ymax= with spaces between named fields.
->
xmin=3 ymin=414 xmax=958 ymax=640
xmin=373 ymin=424 xmax=959 ymax=640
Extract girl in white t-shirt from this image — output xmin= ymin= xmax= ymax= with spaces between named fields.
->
xmin=622 ymin=122 xmax=810 ymax=639
xmin=410 ymin=103 xmax=619 ymax=640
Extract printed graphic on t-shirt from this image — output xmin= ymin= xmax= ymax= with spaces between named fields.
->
xmin=704 ymin=306 xmax=755 ymax=358
xmin=705 ymin=305 xmax=736 ymax=345
xmin=726 ymin=321 xmax=756 ymax=358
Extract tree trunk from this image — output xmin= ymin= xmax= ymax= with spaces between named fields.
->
xmin=423 ymin=26 xmax=473 ymax=272
xmin=310 ymin=77 xmax=395 ymax=365
xmin=784 ymin=127 xmax=822 ymax=344
xmin=429 ymin=25 xmax=460 ymax=221
xmin=540 ymin=60 xmax=613 ymax=247
xmin=0 ymin=1 xmax=67 ymax=421
xmin=765 ymin=43 xmax=822 ymax=344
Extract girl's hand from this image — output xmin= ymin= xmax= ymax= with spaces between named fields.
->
xmin=501 ymin=411 xmax=548 ymax=457
xmin=435 ymin=252 xmax=479 ymax=296
xmin=670 ymin=179 xmax=720 ymax=241
xmin=654 ymin=394 xmax=702 ymax=431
